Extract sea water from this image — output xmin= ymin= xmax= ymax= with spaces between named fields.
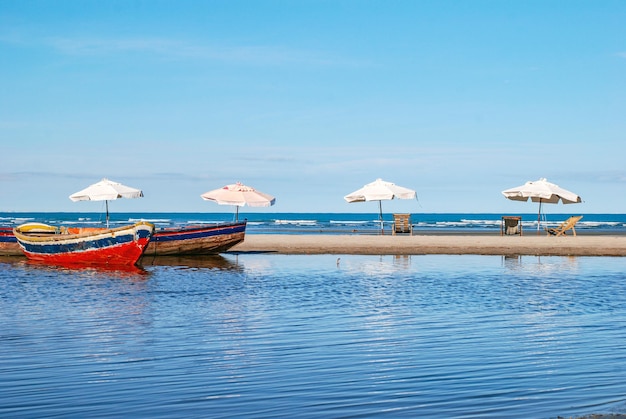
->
xmin=1 ymin=212 xmax=625 ymax=234
xmin=1 ymin=253 xmax=626 ymax=418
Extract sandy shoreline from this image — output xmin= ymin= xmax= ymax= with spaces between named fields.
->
xmin=231 ymin=234 xmax=626 ymax=256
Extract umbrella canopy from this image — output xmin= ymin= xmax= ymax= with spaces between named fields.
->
xmin=69 ymin=178 xmax=144 ymax=227
xmin=344 ymin=178 xmax=416 ymax=233
xmin=201 ymin=182 xmax=275 ymax=221
xmin=502 ymin=178 xmax=582 ymax=230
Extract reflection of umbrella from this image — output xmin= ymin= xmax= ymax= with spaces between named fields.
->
xmin=69 ymin=178 xmax=144 ymax=227
xmin=502 ymin=177 xmax=582 ymax=231
xmin=344 ymin=178 xmax=416 ymax=234
xmin=201 ymin=182 xmax=275 ymax=221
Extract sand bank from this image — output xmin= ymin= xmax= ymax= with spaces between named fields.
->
xmin=231 ymin=234 xmax=626 ymax=256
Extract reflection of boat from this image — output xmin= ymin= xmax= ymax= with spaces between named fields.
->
xmin=0 ymin=255 xmax=25 ymax=267
xmin=0 ymin=227 xmax=22 ymax=256
xmin=24 ymin=258 xmax=149 ymax=277
xmin=144 ymin=221 xmax=246 ymax=256
xmin=13 ymin=222 xmax=154 ymax=266
xmin=141 ymin=254 xmax=242 ymax=270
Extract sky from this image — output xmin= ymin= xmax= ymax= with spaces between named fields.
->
xmin=1 ymin=0 xmax=625 ymax=215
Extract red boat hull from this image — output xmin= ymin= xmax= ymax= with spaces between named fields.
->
xmin=21 ymin=237 xmax=151 ymax=265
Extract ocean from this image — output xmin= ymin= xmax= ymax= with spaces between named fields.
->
xmin=2 ymin=212 xmax=626 ymax=418
xmin=1 ymin=211 xmax=626 ymax=234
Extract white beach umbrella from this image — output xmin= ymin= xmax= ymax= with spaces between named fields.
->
xmin=502 ymin=177 xmax=582 ymax=231
xmin=201 ymin=182 xmax=276 ymax=221
xmin=344 ymin=178 xmax=417 ymax=234
xmin=69 ymin=178 xmax=144 ymax=227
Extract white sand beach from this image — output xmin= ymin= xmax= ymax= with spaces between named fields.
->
xmin=232 ymin=234 xmax=626 ymax=256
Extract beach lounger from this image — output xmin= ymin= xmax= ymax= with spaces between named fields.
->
xmin=501 ymin=216 xmax=522 ymax=236
xmin=545 ymin=215 xmax=583 ymax=236
xmin=392 ymin=213 xmax=413 ymax=235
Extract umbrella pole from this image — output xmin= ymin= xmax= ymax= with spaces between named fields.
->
xmin=537 ymin=200 xmax=542 ymax=233
xmin=379 ymin=201 xmax=384 ymax=235
xmin=106 ymin=200 xmax=110 ymax=228
xmin=236 ymin=206 xmax=239 ymax=222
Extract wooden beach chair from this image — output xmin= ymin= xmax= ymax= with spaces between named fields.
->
xmin=501 ymin=216 xmax=522 ymax=236
xmin=392 ymin=213 xmax=413 ymax=235
xmin=545 ymin=215 xmax=583 ymax=236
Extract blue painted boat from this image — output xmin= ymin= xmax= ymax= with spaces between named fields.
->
xmin=13 ymin=222 xmax=155 ymax=266
xmin=144 ymin=221 xmax=246 ymax=256
xmin=0 ymin=227 xmax=21 ymax=256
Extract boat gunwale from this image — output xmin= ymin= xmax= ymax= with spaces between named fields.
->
xmin=13 ymin=221 xmax=154 ymax=243
xmin=155 ymin=221 xmax=246 ymax=234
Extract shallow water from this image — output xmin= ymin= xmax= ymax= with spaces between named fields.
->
xmin=1 ymin=254 xmax=626 ymax=418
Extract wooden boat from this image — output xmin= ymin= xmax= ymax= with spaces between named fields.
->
xmin=144 ymin=221 xmax=246 ymax=256
xmin=0 ymin=227 xmax=22 ymax=256
xmin=13 ymin=221 xmax=155 ymax=266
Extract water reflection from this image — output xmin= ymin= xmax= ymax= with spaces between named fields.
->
xmin=140 ymin=254 xmax=242 ymax=271
xmin=339 ymin=254 xmax=414 ymax=277
xmin=0 ymin=255 xmax=24 ymax=267
xmin=502 ymin=254 xmax=522 ymax=269
xmin=501 ymin=254 xmax=580 ymax=273
xmin=392 ymin=254 xmax=412 ymax=269
xmin=21 ymin=259 xmax=149 ymax=279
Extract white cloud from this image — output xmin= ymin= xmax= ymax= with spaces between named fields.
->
xmin=2 ymin=29 xmax=352 ymax=65
xmin=39 ymin=35 xmax=359 ymax=67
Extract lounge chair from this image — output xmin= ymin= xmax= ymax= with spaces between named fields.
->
xmin=501 ymin=216 xmax=522 ymax=236
xmin=392 ymin=213 xmax=413 ymax=235
xmin=545 ymin=215 xmax=583 ymax=236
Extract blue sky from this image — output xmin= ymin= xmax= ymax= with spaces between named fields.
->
xmin=1 ymin=0 xmax=624 ymax=215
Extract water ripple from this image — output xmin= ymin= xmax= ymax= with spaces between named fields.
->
xmin=1 ymin=255 xmax=626 ymax=418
